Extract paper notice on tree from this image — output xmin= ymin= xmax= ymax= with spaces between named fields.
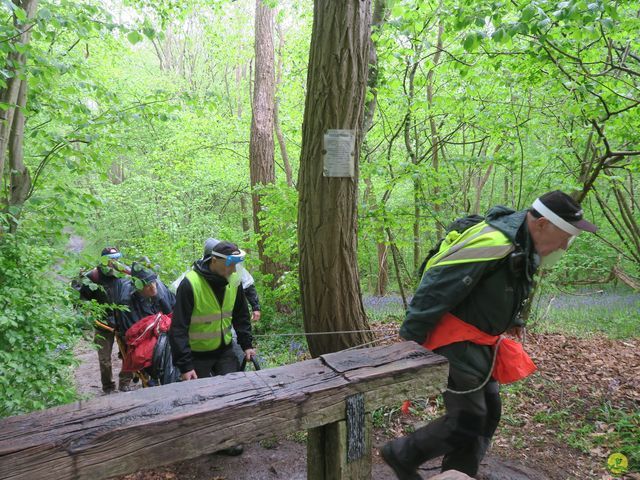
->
xmin=323 ymin=129 xmax=355 ymax=177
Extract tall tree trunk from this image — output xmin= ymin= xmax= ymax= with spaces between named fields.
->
xmin=240 ymin=193 xmax=251 ymax=242
xmin=298 ymin=0 xmax=374 ymax=357
xmin=8 ymin=79 xmax=31 ymax=231
xmin=427 ymin=20 xmax=444 ymax=238
xmin=363 ymin=0 xmax=388 ymax=296
xmin=0 ymin=0 xmax=38 ymax=184
xmin=402 ymin=53 xmax=422 ymax=273
xmin=1 ymin=0 xmax=38 ymax=234
xmin=274 ymin=20 xmax=293 ymax=187
xmin=249 ymin=0 xmax=277 ymax=276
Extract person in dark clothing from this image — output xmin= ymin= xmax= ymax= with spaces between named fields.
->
xmin=169 ymin=240 xmax=256 ymax=380
xmin=118 ymin=262 xmax=176 ymax=334
xmin=169 ymin=240 xmax=255 ymax=456
xmin=76 ymin=246 xmax=132 ymax=394
xmin=381 ymin=191 xmax=597 ymax=479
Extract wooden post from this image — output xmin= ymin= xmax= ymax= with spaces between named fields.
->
xmin=308 ymin=395 xmax=372 ymax=480
xmin=308 ymin=415 xmax=372 ymax=480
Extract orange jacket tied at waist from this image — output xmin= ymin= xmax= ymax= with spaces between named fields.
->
xmin=422 ymin=312 xmax=536 ymax=384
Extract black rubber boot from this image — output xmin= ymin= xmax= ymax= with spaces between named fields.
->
xmin=218 ymin=445 xmax=244 ymax=456
xmin=380 ymin=440 xmax=422 ymax=480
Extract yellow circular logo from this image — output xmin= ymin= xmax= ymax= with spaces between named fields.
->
xmin=607 ymin=453 xmax=628 ymax=475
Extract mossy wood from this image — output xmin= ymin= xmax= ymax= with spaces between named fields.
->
xmin=0 ymin=342 xmax=447 ymax=480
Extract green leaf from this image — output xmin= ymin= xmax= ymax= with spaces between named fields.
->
xmin=37 ymin=8 xmax=51 ymax=21
xmin=537 ymin=17 xmax=551 ymax=30
xmin=127 ymin=31 xmax=143 ymax=45
xmin=143 ymin=27 xmax=155 ymax=40
xmin=13 ymin=6 xmax=27 ymax=22
xmin=521 ymin=5 xmax=536 ymax=22
xmin=599 ymin=18 xmax=614 ymax=31
xmin=463 ymin=32 xmax=480 ymax=52
xmin=491 ymin=27 xmax=507 ymax=43
xmin=391 ymin=3 xmax=404 ymax=17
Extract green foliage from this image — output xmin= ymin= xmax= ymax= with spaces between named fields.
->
xmin=0 ymin=237 xmax=82 ymax=417
xmin=256 ymin=182 xmax=300 ymax=306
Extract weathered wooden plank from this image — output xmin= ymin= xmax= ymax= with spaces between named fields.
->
xmin=0 ymin=342 xmax=448 ymax=480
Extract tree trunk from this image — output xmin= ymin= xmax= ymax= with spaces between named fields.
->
xmin=298 ymin=0 xmax=374 ymax=357
xmin=403 ymin=56 xmax=421 ymax=272
xmin=363 ymin=0 xmax=388 ymax=296
xmin=427 ymin=20 xmax=444 ymax=239
xmin=8 ymin=79 xmax=30 ymax=231
xmin=240 ymin=193 xmax=251 ymax=240
xmin=1 ymin=0 xmax=38 ymax=234
xmin=250 ymin=0 xmax=277 ymax=277
xmin=274 ymin=20 xmax=293 ymax=187
xmin=0 ymin=0 xmax=38 ymax=189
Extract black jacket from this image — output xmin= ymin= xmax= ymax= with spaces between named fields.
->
xmin=169 ymin=260 xmax=252 ymax=374
xmin=118 ymin=279 xmax=176 ymax=333
xmin=77 ymin=268 xmax=127 ymax=327
xmin=400 ymin=206 xmax=538 ymax=380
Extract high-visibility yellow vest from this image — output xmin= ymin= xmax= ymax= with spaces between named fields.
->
xmin=423 ymin=221 xmax=515 ymax=275
xmin=186 ymin=270 xmax=239 ymax=352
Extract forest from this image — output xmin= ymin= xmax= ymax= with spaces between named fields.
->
xmin=0 ymin=0 xmax=638 ymax=478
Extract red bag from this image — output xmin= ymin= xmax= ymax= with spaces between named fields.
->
xmin=122 ymin=313 xmax=172 ymax=372
xmin=423 ymin=312 xmax=536 ymax=384
xmin=492 ymin=337 xmax=537 ymax=384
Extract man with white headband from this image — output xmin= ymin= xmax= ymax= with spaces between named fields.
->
xmin=528 ymin=190 xmax=596 ymax=262
xmin=381 ymin=190 xmax=596 ymax=479
xmin=169 ymin=239 xmax=256 ymax=381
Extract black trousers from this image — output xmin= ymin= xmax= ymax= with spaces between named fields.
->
xmin=392 ymin=367 xmax=502 ymax=477
xmin=192 ymin=346 xmax=240 ymax=378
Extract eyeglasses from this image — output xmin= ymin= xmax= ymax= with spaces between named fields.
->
xmin=211 ymin=249 xmax=246 ymax=266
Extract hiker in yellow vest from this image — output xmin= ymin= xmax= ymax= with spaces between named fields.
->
xmin=169 ymin=240 xmax=256 ymax=383
xmin=381 ymin=191 xmax=597 ymax=479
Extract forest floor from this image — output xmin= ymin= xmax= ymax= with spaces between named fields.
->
xmin=74 ymin=330 xmax=639 ymax=480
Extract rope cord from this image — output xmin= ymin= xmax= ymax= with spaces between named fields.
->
xmin=445 ymin=337 xmax=503 ymax=395
xmin=252 ymin=327 xmax=399 ymax=338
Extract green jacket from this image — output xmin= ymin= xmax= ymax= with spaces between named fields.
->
xmin=400 ymin=206 xmax=538 ymax=381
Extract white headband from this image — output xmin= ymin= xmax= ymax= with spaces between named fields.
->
xmin=532 ymin=198 xmax=582 ymax=236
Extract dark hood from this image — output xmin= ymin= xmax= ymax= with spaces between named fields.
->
xmin=485 ymin=205 xmax=538 ymax=279
xmin=484 ymin=206 xmax=528 ymax=245
xmin=192 ymin=259 xmax=229 ymax=288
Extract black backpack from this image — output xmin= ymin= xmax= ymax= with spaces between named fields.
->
xmin=151 ymin=333 xmax=181 ymax=385
xmin=417 ymin=214 xmax=485 ymax=278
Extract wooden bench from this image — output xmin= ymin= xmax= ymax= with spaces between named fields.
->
xmin=0 ymin=341 xmax=448 ymax=480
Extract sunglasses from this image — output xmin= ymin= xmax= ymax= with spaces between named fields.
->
xmin=211 ymin=250 xmax=246 ymax=266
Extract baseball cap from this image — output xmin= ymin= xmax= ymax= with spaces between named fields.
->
xmin=131 ymin=261 xmax=157 ymax=285
xmin=101 ymin=246 xmax=122 ymax=259
xmin=531 ymin=191 xmax=597 ymax=235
